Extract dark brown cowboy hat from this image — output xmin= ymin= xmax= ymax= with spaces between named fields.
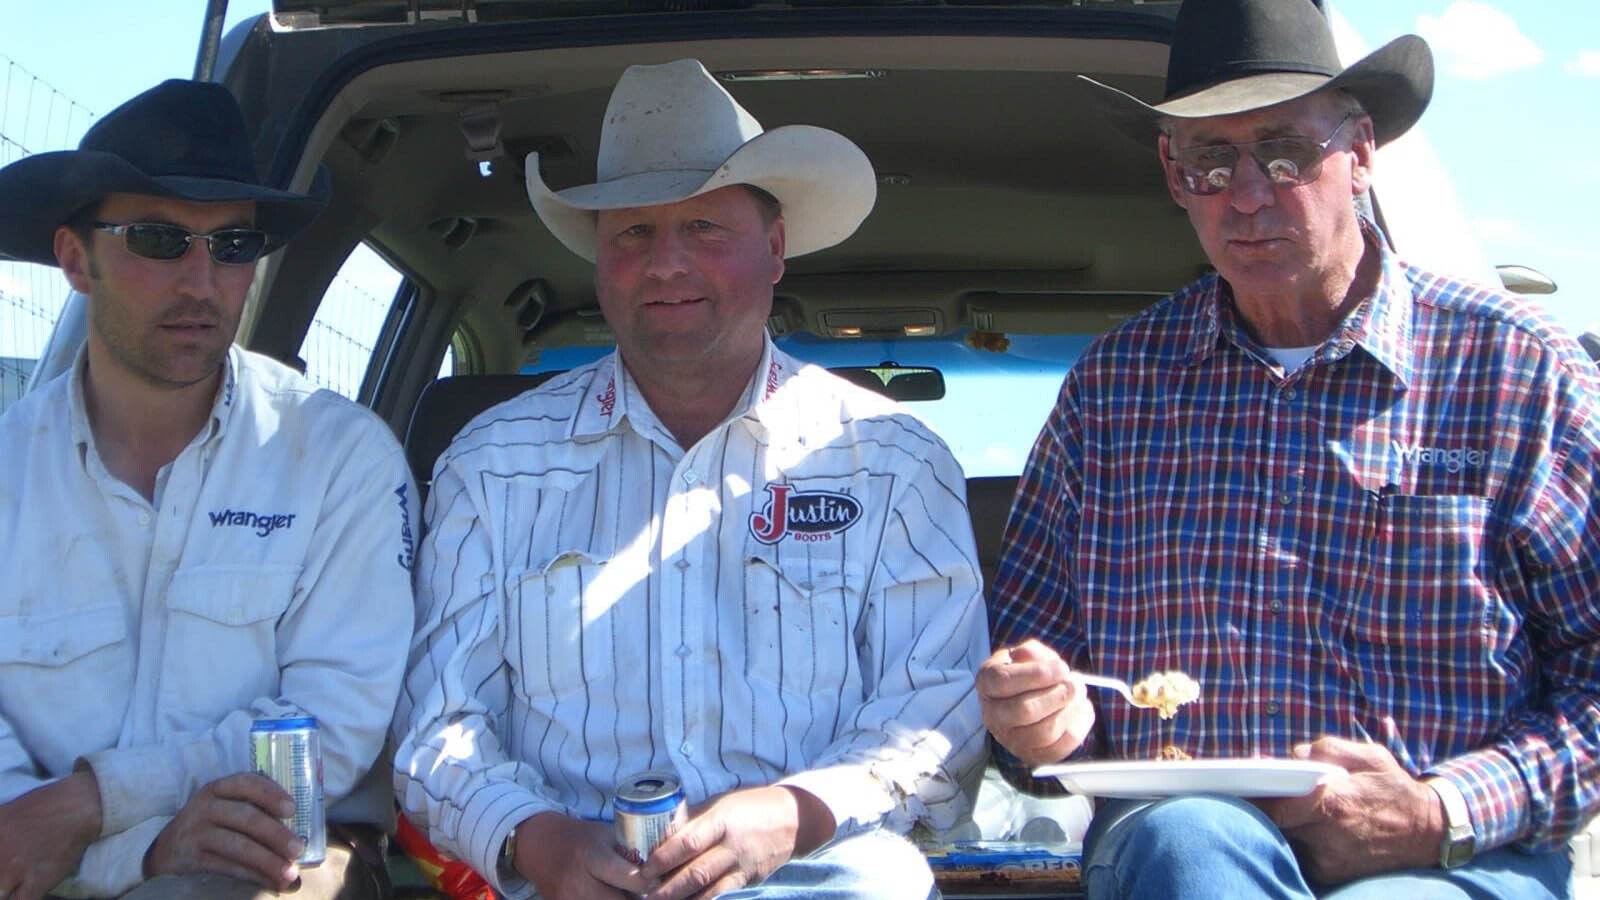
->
xmin=0 ymin=79 xmax=328 ymax=267
xmin=1080 ymin=0 xmax=1434 ymax=148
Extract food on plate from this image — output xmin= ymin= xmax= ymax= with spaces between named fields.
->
xmin=1157 ymin=745 xmax=1193 ymax=761
xmin=1130 ymin=671 xmax=1201 ymax=719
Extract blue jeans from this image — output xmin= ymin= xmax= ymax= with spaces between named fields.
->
xmin=1082 ymin=795 xmax=1571 ymax=900
xmin=721 ymin=828 xmax=937 ymax=899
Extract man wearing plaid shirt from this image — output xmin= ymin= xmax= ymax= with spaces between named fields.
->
xmin=977 ymin=1 xmax=1600 ymax=898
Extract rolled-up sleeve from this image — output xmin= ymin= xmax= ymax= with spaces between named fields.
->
xmin=392 ymin=458 xmax=558 ymax=900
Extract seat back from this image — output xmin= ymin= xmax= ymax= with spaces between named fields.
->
xmin=403 ymin=373 xmax=559 ymax=493
xmin=965 ymin=475 xmax=1018 ymax=600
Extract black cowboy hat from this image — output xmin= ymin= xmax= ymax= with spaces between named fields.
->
xmin=0 ymin=79 xmax=328 ymax=267
xmin=1080 ymin=0 xmax=1434 ymax=148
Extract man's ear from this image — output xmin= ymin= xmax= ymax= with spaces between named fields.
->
xmin=767 ymin=215 xmax=786 ymax=285
xmin=54 ymin=226 xmax=94 ymax=293
xmin=1348 ymin=115 xmax=1377 ymax=196
xmin=1157 ymin=134 xmax=1189 ymax=210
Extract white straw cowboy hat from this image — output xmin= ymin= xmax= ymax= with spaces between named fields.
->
xmin=526 ymin=58 xmax=877 ymax=262
xmin=1080 ymin=0 xmax=1434 ymax=148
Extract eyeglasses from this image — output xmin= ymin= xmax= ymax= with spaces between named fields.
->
xmin=92 ymin=222 xmax=269 ymax=265
xmin=1167 ymin=113 xmax=1354 ymax=196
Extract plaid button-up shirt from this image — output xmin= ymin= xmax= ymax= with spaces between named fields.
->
xmin=991 ymin=229 xmax=1600 ymax=854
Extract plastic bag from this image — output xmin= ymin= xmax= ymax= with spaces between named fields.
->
xmin=393 ymin=811 xmax=498 ymax=900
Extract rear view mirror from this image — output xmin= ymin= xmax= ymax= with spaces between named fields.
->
xmin=1579 ymin=330 xmax=1600 ymax=364
xmin=829 ymin=363 xmax=946 ymax=402
xmin=1496 ymin=264 xmax=1557 ymax=296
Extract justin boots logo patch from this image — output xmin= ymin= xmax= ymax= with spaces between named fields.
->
xmin=749 ymin=484 xmax=862 ymax=544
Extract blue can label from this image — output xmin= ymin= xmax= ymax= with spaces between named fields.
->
xmin=614 ymin=770 xmax=686 ymax=863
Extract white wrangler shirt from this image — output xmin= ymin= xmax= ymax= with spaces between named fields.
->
xmin=394 ymin=342 xmax=989 ymax=899
xmin=0 ymin=347 xmax=416 ymax=898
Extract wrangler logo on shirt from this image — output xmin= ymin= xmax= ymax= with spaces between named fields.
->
xmin=395 ymin=485 xmax=415 ymax=571
xmin=750 ymin=484 xmax=862 ymax=544
xmin=1391 ymin=441 xmax=1487 ymax=475
xmin=208 ymin=509 xmax=296 ymax=538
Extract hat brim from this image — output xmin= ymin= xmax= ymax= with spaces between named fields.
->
xmin=0 ymin=149 xmax=329 ymax=267
xmin=527 ymin=124 xmax=877 ymax=262
xmin=1080 ymin=34 xmax=1434 ymax=150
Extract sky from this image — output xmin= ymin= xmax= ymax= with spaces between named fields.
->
xmin=2 ymin=1 xmax=1596 ymax=341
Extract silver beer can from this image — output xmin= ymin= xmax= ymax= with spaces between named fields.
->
xmin=613 ymin=770 xmax=687 ymax=864
xmin=250 ymin=715 xmax=326 ymax=865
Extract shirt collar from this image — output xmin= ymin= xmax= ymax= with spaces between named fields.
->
xmin=567 ymin=352 xmax=628 ymax=440
xmin=1342 ymin=221 xmax=1417 ymax=388
xmin=569 ymin=338 xmax=793 ymax=445
xmin=1178 ymin=218 xmax=1415 ymax=387
xmin=746 ymin=339 xmax=812 ymax=435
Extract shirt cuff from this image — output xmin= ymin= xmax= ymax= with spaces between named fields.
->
xmin=777 ymin=764 xmax=897 ymax=842
xmin=57 ymin=817 xmax=168 ymax=898
xmin=81 ymin=745 xmax=180 ymax=837
xmin=1428 ymin=750 xmax=1528 ymax=851
xmin=460 ymin=784 xmax=552 ymax=900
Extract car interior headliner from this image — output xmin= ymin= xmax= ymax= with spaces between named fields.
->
xmin=227 ymin=17 xmax=1205 ymax=385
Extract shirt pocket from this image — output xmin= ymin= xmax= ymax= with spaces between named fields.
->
xmin=0 ymin=607 xmax=130 ymax=738
xmin=1335 ymin=493 xmax=1504 ymax=724
xmin=162 ymin=565 xmax=299 ymax=719
xmin=505 ymin=550 xmax=611 ymax=701
xmin=741 ymin=550 xmax=859 ymax=702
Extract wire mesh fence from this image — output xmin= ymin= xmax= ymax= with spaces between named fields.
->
xmin=0 ymin=54 xmax=94 ymax=412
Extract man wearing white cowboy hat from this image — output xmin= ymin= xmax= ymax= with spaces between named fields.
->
xmin=393 ymin=58 xmax=988 ymax=900
xmin=978 ymin=0 xmax=1600 ymax=897
xmin=0 ymin=80 xmax=415 ymax=900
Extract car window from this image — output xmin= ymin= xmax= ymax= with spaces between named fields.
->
xmin=517 ymin=331 xmax=1089 ymax=479
xmin=774 ymin=333 xmax=1088 ymax=478
xmin=297 ymin=244 xmax=405 ymax=397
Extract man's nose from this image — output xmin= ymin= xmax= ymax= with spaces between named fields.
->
xmin=1226 ymin=155 xmax=1278 ymax=214
xmin=171 ymin=237 xmax=226 ymax=289
xmin=644 ymin=230 xmax=691 ymax=278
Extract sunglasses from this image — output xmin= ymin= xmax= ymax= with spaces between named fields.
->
xmin=92 ymin=222 xmax=270 ymax=265
xmin=1167 ymin=113 xmax=1354 ymax=196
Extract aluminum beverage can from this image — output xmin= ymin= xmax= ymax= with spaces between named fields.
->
xmin=613 ymin=770 xmax=686 ymax=864
xmin=250 ymin=715 xmax=326 ymax=865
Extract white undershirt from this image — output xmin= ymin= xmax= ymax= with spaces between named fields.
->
xmin=1267 ymin=345 xmax=1319 ymax=371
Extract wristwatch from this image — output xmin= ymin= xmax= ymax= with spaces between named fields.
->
xmin=1424 ymin=777 xmax=1475 ymax=869
xmin=500 ymin=824 xmax=519 ymax=875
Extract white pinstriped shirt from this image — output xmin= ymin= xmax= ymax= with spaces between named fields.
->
xmin=393 ymin=341 xmax=988 ymax=898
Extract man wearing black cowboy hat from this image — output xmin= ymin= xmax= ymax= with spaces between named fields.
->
xmin=978 ymin=0 xmax=1600 ymax=897
xmin=393 ymin=59 xmax=988 ymax=900
xmin=0 ymin=80 xmax=414 ymax=900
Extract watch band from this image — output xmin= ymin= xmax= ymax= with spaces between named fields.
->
xmin=501 ymin=824 xmax=519 ymax=875
xmin=1425 ymin=776 xmax=1476 ymax=869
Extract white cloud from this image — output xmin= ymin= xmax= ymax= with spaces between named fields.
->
xmin=1417 ymin=2 xmax=1543 ymax=80
xmin=1566 ymin=50 xmax=1600 ymax=78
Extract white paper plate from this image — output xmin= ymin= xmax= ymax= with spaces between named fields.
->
xmin=1034 ymin=759 xmax=1347 ymax=799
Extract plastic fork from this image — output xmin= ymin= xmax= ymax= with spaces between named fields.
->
xmin=1076 ymin=673 xmax=1155 ymax=709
